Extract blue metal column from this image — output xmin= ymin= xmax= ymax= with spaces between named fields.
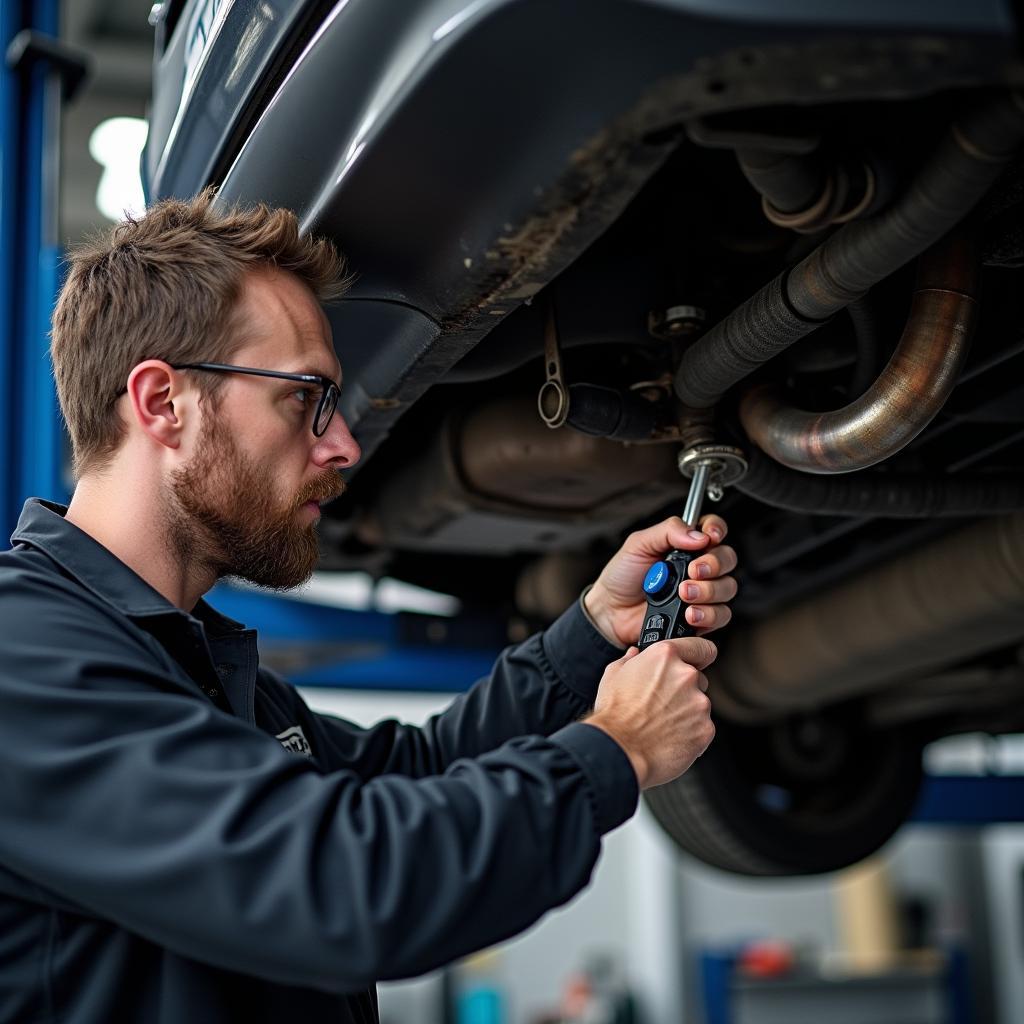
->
xmin=209 ymin=582 xmax=502 ymax=692
xmin=0 ymin=0 xmax=67 ymax=544
xmin=18 ymin=0 xmax=64 ymax=513
xmin=0 ymin=0 xmax=22 ymax=540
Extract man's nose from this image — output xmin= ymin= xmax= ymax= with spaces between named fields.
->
xmin=313 ymin=410 xmax=361 ymax=469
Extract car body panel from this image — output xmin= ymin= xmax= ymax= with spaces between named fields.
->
xmin=147 ymin=0 xmax=1019 ymax=463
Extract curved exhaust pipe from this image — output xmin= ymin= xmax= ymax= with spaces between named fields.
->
xmin=674 ymin=92 xmax=1024 ymax=411
xmin=738 ymin=234 xmax=978 ymax=473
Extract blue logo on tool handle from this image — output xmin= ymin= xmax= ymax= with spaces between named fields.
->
xmin=643 ymin=561 xmax=670 ymax=595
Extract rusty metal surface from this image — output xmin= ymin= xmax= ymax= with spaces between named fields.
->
xmin=459 ymin=397 xmax=681 ymax=509
xmin=739 ymin=235 xmax=978 ymax=473
xmin=712 ymin=512 xmax=1024 ymax=717
xmin=359 ymin=396 xmax=688 ymax=554
xmin=675 ymin=94 xmax=1024 ymax=410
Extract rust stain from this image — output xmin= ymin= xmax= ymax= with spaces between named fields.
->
xmin=440 ymin=125 xmax=642 ymax=334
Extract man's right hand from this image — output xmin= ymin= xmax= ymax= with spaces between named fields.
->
xmin=586 ymin=638 xmax=717 ymax=790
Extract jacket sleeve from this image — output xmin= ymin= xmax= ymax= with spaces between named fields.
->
xmin=293 ymin=596 xmax=626 ymax=780
xmin=0 ymin=572 xmax=638 ymax=993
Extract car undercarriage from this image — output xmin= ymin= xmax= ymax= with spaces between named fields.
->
xmin=147 ymin=0 xmax=1024 ymax=874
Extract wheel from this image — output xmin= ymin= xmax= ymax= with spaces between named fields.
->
xmin=643 ymin=706 xmax=925 ymax=875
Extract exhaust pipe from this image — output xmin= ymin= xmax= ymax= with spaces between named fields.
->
xmin=734 ymin=447 xmax=1024 ymax=517
xmin=712 ymin=512 xmax=1024 ymax=719
xmin=738 ymin=234 xmax=978 ymax=473
xmin=675 ymin=92 xmax=1024 ymax=410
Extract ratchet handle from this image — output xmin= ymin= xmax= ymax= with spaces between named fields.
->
xmin=637 ymin=549 xmax=698 ymax=650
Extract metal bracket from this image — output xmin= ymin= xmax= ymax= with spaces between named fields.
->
xmin=537 ymin=300 xmax=569 ymax=428
xmin=5 ymin=30 xmax=91 ymax=103
xmin=678 ymin=443 xmax=748 ymax=502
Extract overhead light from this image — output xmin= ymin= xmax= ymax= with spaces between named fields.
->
xmin=89 ymin=117 xmax=149 ymax=222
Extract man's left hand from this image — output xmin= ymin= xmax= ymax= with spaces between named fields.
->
xmin=584 ymin=514 xmax=738 ymax=649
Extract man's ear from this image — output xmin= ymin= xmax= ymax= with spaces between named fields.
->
xmin=124 ymin=360 xmax=190 ymax=450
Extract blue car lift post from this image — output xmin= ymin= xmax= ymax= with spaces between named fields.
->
xmin=208 ymin=581 xmax=504 ymax=693
xmin=1 ymin=0 xmax=67 ymax=536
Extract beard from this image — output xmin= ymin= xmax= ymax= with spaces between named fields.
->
xmin=167 ymin=413 xmax=345 ymax=591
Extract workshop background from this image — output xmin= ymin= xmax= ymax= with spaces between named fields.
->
xmin=1 ymin=1 xmax=1022 ymax=1022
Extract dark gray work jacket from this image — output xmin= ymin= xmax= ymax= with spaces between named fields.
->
xmin=0 ymin=499 xmax=637 ymax=1023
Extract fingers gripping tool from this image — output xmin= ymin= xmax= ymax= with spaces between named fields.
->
xmin=637 ymin=445 xmax=746 ymax=651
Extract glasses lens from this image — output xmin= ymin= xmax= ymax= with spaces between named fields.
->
xmin=314 ymin=385 xmax=340 ymax=436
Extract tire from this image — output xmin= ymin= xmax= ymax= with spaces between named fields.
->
xmin=643 ymin=706 xmax=925 ymax=876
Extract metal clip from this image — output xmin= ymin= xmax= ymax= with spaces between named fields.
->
xmin=537 ymin=301 xmax=569 ymax=428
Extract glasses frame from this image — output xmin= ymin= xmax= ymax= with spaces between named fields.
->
xmin=169 ymin=362 xmax=342 ymax=437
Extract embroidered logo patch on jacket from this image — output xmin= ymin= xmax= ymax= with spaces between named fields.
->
xmin=275 ymin=725 xmax=312 ymax=758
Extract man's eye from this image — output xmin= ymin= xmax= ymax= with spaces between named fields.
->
xmin=292 ymin=388 xmax=318 ymax=405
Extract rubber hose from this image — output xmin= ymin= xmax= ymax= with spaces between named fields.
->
xmin=735 ymin=448 xmax=1024 ymax=517
xmin=565 ymin=383 xmax=659 ymax=441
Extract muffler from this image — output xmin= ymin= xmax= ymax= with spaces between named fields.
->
xmin=713 ymin=512 xmax=1024 ymax=718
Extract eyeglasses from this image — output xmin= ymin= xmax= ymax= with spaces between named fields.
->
xmin=170 ymin=362 xmax=342 ymax=437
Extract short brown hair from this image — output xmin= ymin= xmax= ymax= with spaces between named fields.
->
xmin=51 ymin=188 xmax=351 ymax=477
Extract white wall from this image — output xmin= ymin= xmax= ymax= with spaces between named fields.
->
xmin=980 ymin=826 xmax=1024 ymax=1024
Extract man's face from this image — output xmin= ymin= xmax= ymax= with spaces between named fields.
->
xmin=166 ymin=269 xmax=360 ymax=589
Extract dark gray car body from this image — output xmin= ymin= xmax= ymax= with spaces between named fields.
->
xmin=146 ymin=0 xmax=1024 ymax=876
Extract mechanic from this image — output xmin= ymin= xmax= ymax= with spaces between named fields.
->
xmin=0 ymin=191 xmax=737 ymax=1023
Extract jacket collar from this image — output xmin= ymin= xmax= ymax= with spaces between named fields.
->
xmin=10 ymin=498 xmax=245 ymax=636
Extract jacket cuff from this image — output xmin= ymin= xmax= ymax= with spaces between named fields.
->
xmin=541 ymin=595 xmax=623 ymax=705
xmin=550 ymin=721 xmax=639 ymax=835
xmin=578 ymin=583 xmax=627 ymax=650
